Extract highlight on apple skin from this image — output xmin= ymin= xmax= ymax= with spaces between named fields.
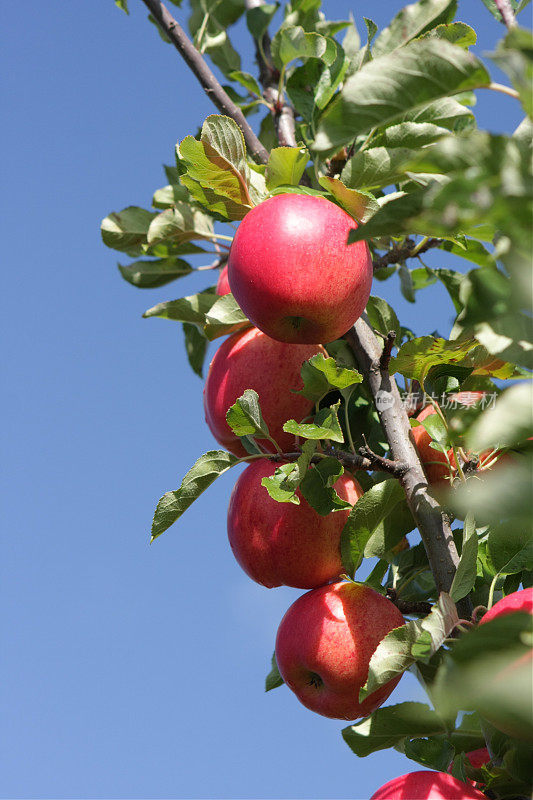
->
xmin=275 ymin=581 xmax=404 ymax=720
xmin=369 ymin=770 xmax=487 ymax=799
xmin=227 ymin=459 xmax=363 ymax=589
xmin=203 ymin=326 xmax=326 ymax=457
xmin=227 ymin=193 xmax=373 ymax=345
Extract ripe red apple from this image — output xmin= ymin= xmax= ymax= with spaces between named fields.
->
xmin=227 ymin=193 xmax=373 ymax=344
xmin=275 ymin=581 xmax=404 ymax=719
xmin=227 ymin=459 xmax=363 ymax=589
xmin=203 ymin=327 xmax=326 ymax=457
xmin=370 ymin=770 xmax=486 ymax=799
xmin=480 ymin=587 xmax=533 ymax=625
xmin=215 ymin=264 xmax=230 ymax=295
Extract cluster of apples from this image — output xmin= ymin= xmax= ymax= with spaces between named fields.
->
xmin=200 ymin=193 xmax=532 ymax=797
xmin=203 ymin=193 xmax=408 ymax=720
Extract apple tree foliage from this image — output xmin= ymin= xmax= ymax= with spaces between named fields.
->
xmin=103 ymin=0 xmax=533 ymax=796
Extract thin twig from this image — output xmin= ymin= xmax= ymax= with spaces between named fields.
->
xmin=272 ymin=448 xmax=409 ymax=478
xmin=386 ymin=588 xmax=432 ymax=616
xmin=372 ymin=238 xmax=442 ymax=271
xmin=358 ymin=436 xmax=409 ymax=478
xmin=139 ymin=0 xmax=269 ymax=164
xmin=379 ymin=331 xmax=396 ymax=371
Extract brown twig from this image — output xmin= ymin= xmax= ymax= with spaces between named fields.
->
xmin=372 ymin=238 xmax=441 ymax=271
xmin=358 ymin=435 xmax=409 ymax=477
xmin=386 ymin=589 xmax=432 ymax=616
xmin=245 ymin=0 xmax=311 ymax=183
xmin=139 ymin=0 xmax=270 ymax=164
xmin=345 ymin=319 xmax=472 ymax=618
xmin=379 ymin=331 xmax=396 ymax=371
xmin=493 ymin=0 xmax=516 ymax=28
xmin=272 ymin=448 xmax=408 ymax=478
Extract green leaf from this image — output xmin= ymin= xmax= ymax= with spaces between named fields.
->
xmin=340 ymin=479 xmax=405 ymax=576
xmin=491 ymin=27 xmax=533 ymax=118
xmin=347 ymin=190 xmax=430 ymax=242
xmin=203 ymin=292 xmax=250 ymax=340
xmin=372 ymin=0 xmax=457 ymax=57
xmin=361 ymin=593 xmax=459 ymax=700
xmin=450 ymin=513 xmax=478 ymax=602
xmin=265 ymin=652 xmax=284 ymax=691
xmin=152 ymin=183 xmax=191 ymax=208
xmin=488 ymin=526 xmax=533 ymax=576
xmin=143 ymin=290 xmax=218 ymax=323
xmin=390 ymin=336 xmax=479 ymax=385
xmin=101 ymin=206 xmax=157 ymax=256
xmin=341 ymin=147 xmax=420 ymax=191
xmin=265 ymin=146 xmax=309 ymax=191
xmin=183 ymin=322 xmax=208 ymax=377
xmin=228 ymin=70 xmax=262 ymax=97
xmin=404 ymin=737 xmax=455 ymax=772
xmin=246 ymin=2 xmax=277 ymax=40
xmin=261 ymin=441 xmax=316 ymax=504
xmin=314 ymin=38 xmax=349 ymax=110
xmin=342 ymin=702 xmax=448 ymax=757
xmin=370 ymin=122 xmax=452 ymax=150
xmin=271 ymin=25 xmax=336 ymax=69
xmin=420 ymin=22 xmax=477 ymax=48
xmin=117 ymin=257 xmax=192 ymax=288
xmin=147 ymin=205 xmax=215 ymax=247
xmin=467 ymin=382 xmax=533 ymax=453
xmin=318 ymin=177 xmax=378 ymax=223
xmin=151 ymin=450 xmax=239 ymax=540
xmin=283 ymin=402 xmax=344 ymax=443
xmin=115 ymin=0 xmax=129 ymax=14
xmin=299 ymin=457 xmax=351 ymax=516
xmin=364 ymin=499 xmax=417 ymax=560
xmin=365 ymin=296 xmax=401 ymax=338
xmin=297 ymin=353 xmax=362 ymax=404
xmin=226 ymin=389 xmax=271 ymax=440
xmin=314 ymin=40 xmax=490 ymax=153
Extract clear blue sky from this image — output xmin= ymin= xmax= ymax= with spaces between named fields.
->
xmin=2 ymin=2 xmax=524 ymax=798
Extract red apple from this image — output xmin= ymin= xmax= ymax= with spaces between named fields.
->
xmin=412 ymin=405 xmax=454 ymax=486
xmin=203 ymin=327 xmax=326 ymax=457
xmin=215 ymin=264 xmax=230 ymax=296
xmin=275 ymin=581 xmax=404 ymax=719
xmin=227 ymin=193 xmax=373 ymax=344
xmin=449 ymin=748 xmax=490 ymax=789
xmin=227 ymin=459 xmax=363 ymax=589
xmin=370 ymin=771 xmax=486 ymax=799
xmin=480 ymin=587 xmax=533 ymax=625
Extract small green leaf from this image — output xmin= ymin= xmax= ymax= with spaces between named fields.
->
xmin=450 ymin=513 xmax=478 ymax=602
xmin=299 ymin=457 xmax=351 ymax=516
xmin=115 ymin=0 xmax=129 ymax=14
xmin=246 ymin=3 xmax=277 ymax=40
xmin=283 ymin=402 xmax=344 ymax=443
xmin=390 ymin=336 xmax=479 ymax=385
xmin=228 ymin=70 xmax=262 ymax=97
xmin=265 ymin=651 xmax=284 ymax=691
xmin=488 ymin=526 xmax=533 ymax=576
xmin=143 ymin=290 xmax=218 ymax=323
xmin=152 ymin=183 xmax=191 ymax=208
xmin=183 ymin=322 xmax=208 ymax=378
xmin=203 ymin=292 xmax=250 ymax=340
xmin=365 ymin=296 xmax=401 ymax=339
xmin=226 ymin=389 xmax=271 ymax=440
xmin=297 ymin=353 xmax=362 ymax=403
xmin=318 ymin=177 xmax=378 ymax=223
xmin=340 ymin=479 xmax=405 ymax=576
xmin=151 ymin=450 xmax=239 ymax=540
xmin=372 ymin=0 xmax=457 ymax=57
xmin=341 ymin=147 xmax=420 ymax=190
xmin=118 ymin=258 xmax=192 ymax=288
xmin=266 ymin=146 xmax=309 ymax=191
xmin=271 ymin=25 xmax=336 ymax=69
xmin=420 ymin=22 xmax=477 ymax=48
xmin=342 ymin=702 xmax=448 ymax=757
xmin=101 ymin=206 xmax=157 ymax=256
xmin=147 ymin=204 xmax=215 ymax=247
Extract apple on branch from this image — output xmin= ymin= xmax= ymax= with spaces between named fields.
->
xmin=370 ymin=770 xmax=487 ymax=799
xmin=227 ymin=459 xmax=363 ymax=589
xmin=227 ymin=193 xmax=373 ymax=344
xmin=275 ymin=581 xmax=404 ymax=720
xmin=203 ymin=327 xmax=326 ymax=457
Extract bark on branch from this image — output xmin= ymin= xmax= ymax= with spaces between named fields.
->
xmin=345 ymin=319 xmax=471 ymax=617
xmin=493 ymin=0 xmax=516 ymax=28
xmin=372 ymin=238 xmax=442 ymax=271
xmin=139 ymin=0 xmax=270 ymax=164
